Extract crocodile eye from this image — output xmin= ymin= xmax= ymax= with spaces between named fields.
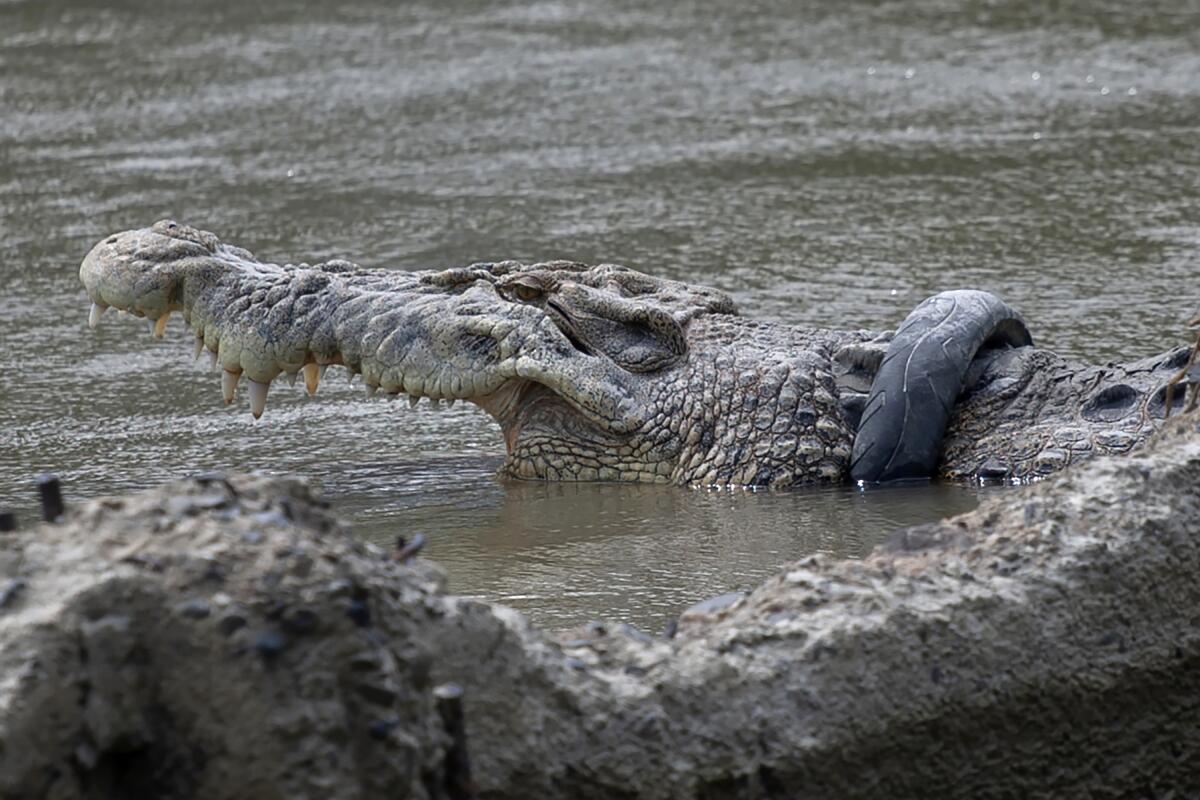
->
xmin=505 ymin=277 xmax=545 ymax=302
xmin=513 ymin=284 xmax=542 ymax=302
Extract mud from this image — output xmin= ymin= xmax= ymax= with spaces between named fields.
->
xmin=3 ymin=417 xmax=1200 ymax=798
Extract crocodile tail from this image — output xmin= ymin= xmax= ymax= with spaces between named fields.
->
xmin=850 ymin=290 xmax=1033 ymax=483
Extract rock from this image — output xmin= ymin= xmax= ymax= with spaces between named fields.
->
xmin=281 ymin=607 xmax=320 ymax=635
xmin=0 ymin=578 xmax=26 ymax=610
xmin=679 ymin=590 xmax=746 ymax=620
xmin=347 ymin=599 xmax=371 ymax=627
xmin=216 ymin=612 xmax=246 ymax=636
xmin=253 ymin=629 xmax=288 ymax=659
xmin=2 ymin=419 xmax=1200 ymax=798
xmin=0 ymin=475 xmax=448 ymax=799
xmin=175 ymin=599 xmax=211 ymax=619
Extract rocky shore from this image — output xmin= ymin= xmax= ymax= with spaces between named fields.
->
xmin=3 ymin=417 xmax=1200 ymax=799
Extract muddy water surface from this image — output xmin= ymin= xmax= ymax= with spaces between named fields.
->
xmin=2 ymin=0 xmax=1198 ymax=629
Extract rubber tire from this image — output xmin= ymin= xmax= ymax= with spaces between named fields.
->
xmin=850 ymin=290 xmax=1033 ymax=483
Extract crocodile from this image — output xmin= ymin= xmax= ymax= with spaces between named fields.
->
xmin=79 ymin=220 xmax=1195 ymax=486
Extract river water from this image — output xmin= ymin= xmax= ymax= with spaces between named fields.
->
xmin=2 ymin=0 xmax=1198 ymax=630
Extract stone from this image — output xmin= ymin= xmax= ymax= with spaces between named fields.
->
xmin=2 ymin=418 xmax=1200 ymax=797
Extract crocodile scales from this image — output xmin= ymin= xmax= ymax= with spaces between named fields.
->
xmin=80 ymin=220 xmax=1194 ymax=486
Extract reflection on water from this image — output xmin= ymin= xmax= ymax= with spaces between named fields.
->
xmin=2 ymin=0 xmax=1199 ymax=628
xmin=340 ymin=474 xmax=982 ymax=631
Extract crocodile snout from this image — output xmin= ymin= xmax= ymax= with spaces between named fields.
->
xmin=79 ymin=223 xmax=218 ymax=333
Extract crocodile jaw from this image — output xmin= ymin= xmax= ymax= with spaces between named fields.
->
xmin=79 ymin=221 xmax=860 ymax=486
xmin=80 ymin=222 xmax=649 ymax=470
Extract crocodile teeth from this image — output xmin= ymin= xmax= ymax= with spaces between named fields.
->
xmin=208 ymin=350 xmax=218 ymax=370
xmin=221 ymin=370 xmax=241 ymax=405
xmin=88 ymin=302 xmax=107 ymax=328
xmin=153 ymin=312 xmax=171 ymax=339
xmin=408 ymin=395 xmax=420 ymax=409
xmin=247 ymin=379 xmax=269 ymax=419
xmin=286 ymin=371 xmax=298 ymax=388
xmin=193 ymin=337 xmax=205 ymax=361
xmin=429 ymin=398 xmax=441 ymax=409
xmin=146 ymin=320 xmax=155 ymax=336
xmin=365 ymin=384 xmax=377 ymax=399
xmin=348 ymin=371 xmax=358 ymax=385
xmin=446 ymin=398 xmax=457 ymax=408
xmin=318 ymin=364 xmax=327 ymax=379
xmin=303 ymin=363 xmax=320 ymax=395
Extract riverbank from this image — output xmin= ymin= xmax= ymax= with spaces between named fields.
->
xmin=2 ymin=416 xmax=1199 ymax=797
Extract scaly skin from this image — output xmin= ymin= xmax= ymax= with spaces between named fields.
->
xmin=80 ymin=221 xmax=1191 ymax=486
xmin=939 ymin=345 xmax=1192 ymax=479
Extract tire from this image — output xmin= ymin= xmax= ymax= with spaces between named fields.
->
xmin=849 ymin=290 xmax=1033 ymax=483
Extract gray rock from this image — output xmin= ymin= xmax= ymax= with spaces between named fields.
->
xmin=2 ymin=419 xmax=1200 ymax=798
xmin=680 ymin=590 xmax=746 ymax=619
xmin=175 ymin=599 xmax=210 ymax=619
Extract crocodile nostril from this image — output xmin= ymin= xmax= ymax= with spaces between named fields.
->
xmin=1081 ymin=384 xmax=1139 ymax=422
xmin=105 ymin=236 xmax=118 ymax=244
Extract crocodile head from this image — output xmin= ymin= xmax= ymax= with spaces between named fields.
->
xmin=82 ymin=221 xmax=1192 ymax=486
xmin=81 ymin=220 xmax=755 ymax=482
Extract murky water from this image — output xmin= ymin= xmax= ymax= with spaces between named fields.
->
xmin=2 ymin=0 xmax=1198 ymax=630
